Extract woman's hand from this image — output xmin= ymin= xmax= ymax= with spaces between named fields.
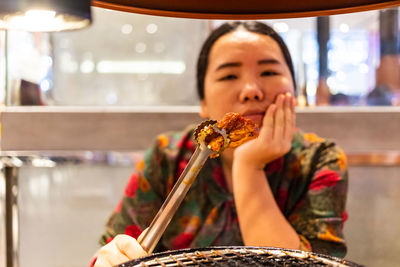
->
xmin=94 ymin=233 xmax=148 ymax=267
xmin=234 ymin=93 xmax=296 ymax=169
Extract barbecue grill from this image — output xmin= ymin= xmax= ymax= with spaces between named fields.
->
xmin=118 ymin=246 xmax=363 ymax=267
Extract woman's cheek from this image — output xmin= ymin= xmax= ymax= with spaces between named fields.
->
xmin=265 ymin=78 xmax=295 ymax=97
xmin=279 ymin=76 xmax=296 ymax=93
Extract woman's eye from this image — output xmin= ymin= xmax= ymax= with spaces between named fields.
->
xmin=218 ymin=74 xmax=237 ymax=81
xmin=261 ymin=71 xmax=278 ymax=76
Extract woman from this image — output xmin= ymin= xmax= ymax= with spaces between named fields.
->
xmin=93 ymin=21 xmax=348 ymax=267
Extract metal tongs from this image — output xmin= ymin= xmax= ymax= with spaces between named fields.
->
xmin=137 ymin=120 xmax=229 ymax=254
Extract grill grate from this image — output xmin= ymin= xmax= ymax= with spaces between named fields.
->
xmin=119 ymin=246 xmax=363 ymax=267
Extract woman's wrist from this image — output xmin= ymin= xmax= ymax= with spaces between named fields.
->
xmin=233 ymin=148 xmax=268 ymax=170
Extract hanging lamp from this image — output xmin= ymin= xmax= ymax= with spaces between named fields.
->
xmin=0 ymin=0 xmax=92 ymax=32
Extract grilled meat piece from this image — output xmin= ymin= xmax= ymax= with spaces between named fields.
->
xmin=195 ymin=112 xmax=258 ymax=158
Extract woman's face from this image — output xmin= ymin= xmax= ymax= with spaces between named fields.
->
xmin=200 ymin=30 xmax=295 ymax=126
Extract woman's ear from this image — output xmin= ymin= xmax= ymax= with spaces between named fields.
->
xmin=199 ymin=100 xmax=209 ymax=119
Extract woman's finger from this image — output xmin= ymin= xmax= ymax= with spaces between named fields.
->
xmin=93 ymin=256 xmax=112 ymax=267
xmin=115 ymin=234 xmax=148 ymax=260
xmin=260 ymin=103 xmax=276 ymax=142
xmin=96 ymin=239 xmax=130 ymax=266
xmin=292 ymin=97 xmax=297 ymax=128
xmin=283 ymin=93 xmax=294 ymax=141
xmin=274 ymin=94 xmax=285 ymax=140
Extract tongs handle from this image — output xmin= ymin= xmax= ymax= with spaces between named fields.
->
xmin=137 ymin=147 xmax=211 ymax=254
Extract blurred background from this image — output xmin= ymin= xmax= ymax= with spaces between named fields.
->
xmin=1 ymin=7 xmax=400 ymax=107
xmin=0 ymin=6 xmax=399 ymax=267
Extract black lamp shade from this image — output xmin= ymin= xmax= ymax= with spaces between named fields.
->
xmin=0 ymin=0 xmax=92 ymax=32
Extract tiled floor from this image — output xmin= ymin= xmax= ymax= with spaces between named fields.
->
xmin=3 ymin=163 xmax=399 ymax=267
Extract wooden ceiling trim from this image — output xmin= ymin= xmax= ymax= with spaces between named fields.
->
xmin=92 ymin=0 xmax=400 ymax=19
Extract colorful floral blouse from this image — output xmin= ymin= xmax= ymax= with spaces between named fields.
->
xmin=99 ymin=126 xmax=348 ymax=258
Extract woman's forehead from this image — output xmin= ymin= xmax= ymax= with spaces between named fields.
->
xmin=209 ymin=30 xmax=284 ymax=63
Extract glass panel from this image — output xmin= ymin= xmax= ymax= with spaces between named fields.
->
xmin=50 ymin=9 xmax=209 ymax=106
xmin=2 ymin=7 xmax=399 ymax=107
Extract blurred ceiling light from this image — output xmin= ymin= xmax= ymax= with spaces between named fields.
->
xmin=135 ymin=42 xmax=147 ymax=53
xmin=146 ymin=23 xmax=158 ymax=34
xmin=121 ymin=23 xmax=133 ymax=34
xmin=31 ymin=158 xmax=56 ymax=168
xmin=339 ymin=23 xmax=350 ymax=33
xmin=273 ymin=22 xmax=289 ymax=33
xmin=97 ymin=60 xmax=186 ymax=74
xmin=40 ymin=79 xmax=51 ymax=91
xmin=80 ymin=59 xmax=95 ymax=73
xmin=0 ymin=0 xmax=91 ymax=32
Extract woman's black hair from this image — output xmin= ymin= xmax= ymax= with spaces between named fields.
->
xmin=196 ymin=21 xmax=296 ymax=100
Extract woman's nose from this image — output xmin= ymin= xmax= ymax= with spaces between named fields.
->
xmin=239 ymin=81 xmax=264 ymax=102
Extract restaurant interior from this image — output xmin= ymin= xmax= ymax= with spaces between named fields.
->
xmin=0 ymin=1 xmax=400 ymax=266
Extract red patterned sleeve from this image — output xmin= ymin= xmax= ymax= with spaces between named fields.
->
xmin=98 ymin=135 xmax=171 ymax=246
xmin=290 ymin=140 xmax=348 ymax=258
